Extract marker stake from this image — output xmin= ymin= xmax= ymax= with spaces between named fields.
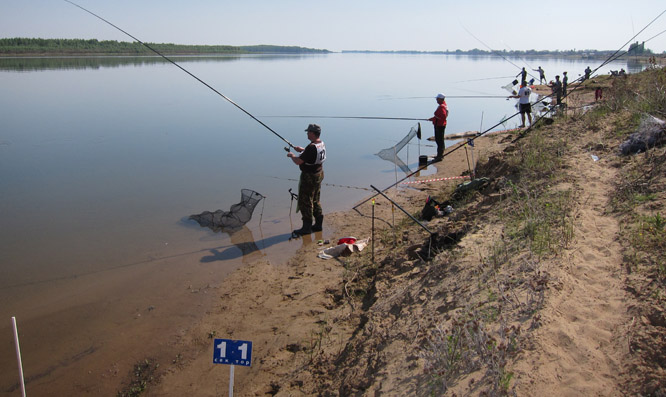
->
xmin=12 ymin=317 xmax=26 ymax=397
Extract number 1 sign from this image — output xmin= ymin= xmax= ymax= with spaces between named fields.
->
xmin=213 ymin=339 xmax=253 ymax=367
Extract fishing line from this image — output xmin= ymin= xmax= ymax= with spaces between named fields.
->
xmin=450 ymin=75 xmax=515 ymax=83
xmin=263 ymin=115 xmax=429 ymax=121
xmin=544 ymin=8 xmax=666 ymax=108
xmin=352 ymin=111 xmax=520 ymax=210
xmin=359 ymin=8 xmax=666 ymax=210
xmin=377 ymin=95 xmax=509 ymax=100
xmin=63 ymin=0 xmax=296 ymax=150
xmin=605 ymin=24 xmax=666 ymax=66
xmin=501 ymin=40 xmax=535 ymax=71
xmin=514 ymin=9 xmax=666 ymax=143
xmin=263 ymin=101 xmax=509 ymax=121
xmin=376 ymin=138 xmax=435 ymax=148
xmin=598 ymin=8 xmax=666 ymax=70
xmin=459 ymin=22 xmax=538 ymax=81
xmin=642 ymin=27 xmax=666 ymax=46
xmin=265 ymin=175 xmax=372 ymax=191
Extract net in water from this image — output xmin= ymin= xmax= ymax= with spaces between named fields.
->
xmin=376 ymin=123 xmax=420 ymax=174
xmin=189 ymin=189 xmax=265 ymax=232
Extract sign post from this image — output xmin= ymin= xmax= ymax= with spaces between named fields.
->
xmin=213 ymin=338 xmax=252 ymax=397
xmin=11 ymin=317 xmax=26 ymax=397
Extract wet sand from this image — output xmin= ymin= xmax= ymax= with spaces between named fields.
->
xmin=0 ymin=219 xmax=300 ymax=396
xmin=1 ymin=132 xmax=508 ymax=396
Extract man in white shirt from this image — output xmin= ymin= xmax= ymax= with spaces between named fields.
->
xmin=509 ymin=84 xmax=533 ymax=128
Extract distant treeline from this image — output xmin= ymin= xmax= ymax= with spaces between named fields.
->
xmin=0 ymin=38 xmax=331 ymax=55
xmin=343 ymin=41 xmax=660 ymax=56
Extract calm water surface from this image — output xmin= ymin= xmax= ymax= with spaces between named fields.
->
xmin=0 ymin=53 xmax=632 ymax=394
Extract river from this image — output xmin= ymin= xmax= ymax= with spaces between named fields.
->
xmin=0 ymin=53 xmax=635 ymax=395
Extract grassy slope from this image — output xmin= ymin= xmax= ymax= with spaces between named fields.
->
xmin=263 ymin=68 xmax=666 ymax=396
xmin=128 ymin=67 xmax=665 ymax=397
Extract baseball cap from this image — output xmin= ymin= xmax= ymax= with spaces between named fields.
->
xmin=305 ymin=124 xmax=321 ymax=133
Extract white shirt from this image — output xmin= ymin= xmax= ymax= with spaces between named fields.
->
xmin=518 ymin=86 xmax=532 ymax=105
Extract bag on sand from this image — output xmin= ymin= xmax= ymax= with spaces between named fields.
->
xmin=421 ymin=196 xmax=440 ymax=221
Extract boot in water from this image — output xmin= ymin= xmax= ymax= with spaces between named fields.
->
xmin=312 ymin=215 xmax=324 ymax=232
xmin=293 ymin=220 xmax=313 ymax=236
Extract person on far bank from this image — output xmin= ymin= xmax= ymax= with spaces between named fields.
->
xmin=516 ymin=67 xmax=528 ymax=86
xmin=534 ymin=66 xmax=546 ymax=84
xmin=584 ymin=66 xmax=592 ymax=81
xmin=287 ymin=124 xmax=326 ymax=235
xmin=428 ymin=93 xmax=448 ymax=162
xmin=509 ymin=83 xmax=533 ymax=128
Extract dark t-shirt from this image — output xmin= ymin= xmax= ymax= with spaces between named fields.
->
xmin=299 ymin=143 xmax=323 ymax=173
xmin=553 ymin=81 xmax=562 ymax=94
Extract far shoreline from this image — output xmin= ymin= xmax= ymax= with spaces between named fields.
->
xmin=1 ymin=52 xmax=661 ymax=62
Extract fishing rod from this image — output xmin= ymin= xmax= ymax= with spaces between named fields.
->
xmin=265 ymin=175 xmax=372 ymax=191
xmin=352 ymin=111 xmax=521 ymax=211
xmin=263 ymin=100 xmax=510 ymax=121
xmin=450 ymin=75 xmax=515 ymax=83
xmin=501 ymin=40 xmax=535 ymax=72
xmin=378 ymin=95 xmax=509 ymax=100
xmin=63 ymin=0 xmax=296 ymax=151
xmin=582 ymin=8 xmax=666 ymax=76
xmin=550 ymin=8 xmax=665 ymax=102
xmin=643 ymin=27 xmax=666 ymax=47
xmin=460 ymin=23 xmax=538 ymax=81
xmin=514 ymin=9 xmax=666 ymax=143
xmin=360 ymin=8 xmax=666 ymax=208
xmin=603 ymin=16 xmax=666 ymax=66
xmin=509 ymin=9 xmax=665 ymax=144
xmin=264 ymin=115 xmax=429 ymax=121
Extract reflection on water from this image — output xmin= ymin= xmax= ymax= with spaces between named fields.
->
xmin=0 ymin=53 xmax=327 ymax=72
xmin=199 ymin=225 xmax=293 ymax=263
xmin=187 ymin=188 xmax=293 ymax=263
xmin=625 ymin=58 xmax=649 ymax=74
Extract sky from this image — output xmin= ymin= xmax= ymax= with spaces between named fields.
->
xmin=1 ymin=0 xmax=666 ymax=53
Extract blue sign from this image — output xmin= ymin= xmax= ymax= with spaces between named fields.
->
xmin=213 ymin=339 xmax=252 ymax=367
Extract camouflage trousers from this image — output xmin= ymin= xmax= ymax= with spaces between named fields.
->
xmin=298 ymin=170 xmax=323 ymax=223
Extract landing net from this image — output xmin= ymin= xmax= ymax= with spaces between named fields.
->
xmin=376 ymin=123 xmax=420 ymax=174
xmin=189 ymin=189 xmax=265 ymax=232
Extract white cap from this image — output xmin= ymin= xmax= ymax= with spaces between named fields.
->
xmin=436 ymin=93 xmax=446 ymax=99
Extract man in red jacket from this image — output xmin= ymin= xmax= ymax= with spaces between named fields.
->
xmin=429 ymin=93 xmax=448 ymax=161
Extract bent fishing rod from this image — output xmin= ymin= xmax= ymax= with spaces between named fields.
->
xmin=63 ymin=0 xmax=296 ymax=151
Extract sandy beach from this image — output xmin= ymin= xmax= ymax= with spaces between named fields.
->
xmin=145 ymin=130 xmax=506 ymax=396
xmin=142 ymin=75 xmax=665 ymax=395
xmin=7 ymin=73 xmax=665 ymax=396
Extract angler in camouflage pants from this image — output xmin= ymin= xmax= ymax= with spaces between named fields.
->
xmin=287 ymin=123 xmax=326 ymax=235
xmin=298 ymin=170 xmax=323 ymax=226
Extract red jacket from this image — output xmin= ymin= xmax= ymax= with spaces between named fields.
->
xmin=430 ymin=102 xmax=448 ymax=127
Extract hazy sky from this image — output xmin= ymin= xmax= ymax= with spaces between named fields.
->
xmin=2 ymin=0 xmax=666 ymax=53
